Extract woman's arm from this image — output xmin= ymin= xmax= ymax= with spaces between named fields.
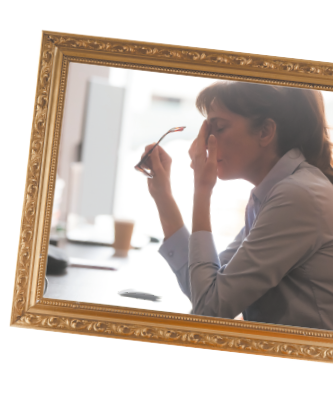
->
xmin=158 ymin=225 xmax=191 ymax=299
xmin=188 ymin=182 xmax=321 ymax=318
xmin=140 ymin=143 xmax=184 ymax=239
xmin=154 ymin=193 xmax=184 ymax=240
xmin=190 ymin=120 xmax=217 ymax=233
xmin=159 ymin=225 xmax=246 ymax=302
xmin=140 ymin=143 xmax=191 ymax=298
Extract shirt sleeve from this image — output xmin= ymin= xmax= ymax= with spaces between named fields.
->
xmin=218 ymin=227 xmax=245 ymax=266
xmin=158 ymin=225 xmax=191 ymax=299
xmin=189 ymin=182 xmax=321 ymax=319
xmin=158 ymin=225 xmax=245 ymax=301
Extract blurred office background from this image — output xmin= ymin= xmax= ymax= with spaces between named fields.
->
xmin=52 ymin=63 xmax=259 ymax=252
xmin=52 ymin=63 xmax=333 ymax=253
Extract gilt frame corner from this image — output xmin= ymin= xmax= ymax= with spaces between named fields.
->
xmin=10 ymin=30 xmax=333 ymax=363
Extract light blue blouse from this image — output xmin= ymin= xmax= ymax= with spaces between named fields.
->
xmin=158 ymin=148 xmax=333 ymax=330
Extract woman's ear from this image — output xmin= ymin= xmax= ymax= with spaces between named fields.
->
xmin=258 ymin=118 xmax=277 ymax=147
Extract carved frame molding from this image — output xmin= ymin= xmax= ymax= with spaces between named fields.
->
xmin=10 ymin=31 xmax=333 ymax=363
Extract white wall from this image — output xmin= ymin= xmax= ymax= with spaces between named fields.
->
xmin=58 ymin=63 xmax=109 ymax=222
xmin=2 ymin=1 xmax=333 ymax=393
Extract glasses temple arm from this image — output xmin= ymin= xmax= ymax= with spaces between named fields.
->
xmin=142 ymin=131 xmax=171 ymax=159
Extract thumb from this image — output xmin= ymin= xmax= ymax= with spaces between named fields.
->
xmin=207 ymin=134 xmax=217 ymax=163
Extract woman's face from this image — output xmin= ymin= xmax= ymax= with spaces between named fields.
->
xmin=207 ymin=100 xmax=263 ymax=182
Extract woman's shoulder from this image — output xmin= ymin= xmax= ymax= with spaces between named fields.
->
xmin=266 ymin=161 xmax=333 ymax=207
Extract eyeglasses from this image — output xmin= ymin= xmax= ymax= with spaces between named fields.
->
xmin=134 ymin=126 xmax=186 ymax=178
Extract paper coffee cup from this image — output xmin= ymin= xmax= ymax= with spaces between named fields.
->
xmin=113 ymin=219 xmax=135 ymax=257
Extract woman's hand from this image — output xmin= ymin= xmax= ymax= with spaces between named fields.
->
xmin=190 ymin=121 xmax=218 ymax=233
xmin=140 ymin=143 xmax=173 ymax=202
xmin=189 ymin=120 xmax=218 ymax=195
xmin=140 ymin=143 xmax=184 ymax=240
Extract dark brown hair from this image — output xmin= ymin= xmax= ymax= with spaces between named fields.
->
xmin=196 ymin=81 xmax=333 ymax=183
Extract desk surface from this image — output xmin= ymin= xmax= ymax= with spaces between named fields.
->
xmin=45 ymin=241 xmax=192 ymax=314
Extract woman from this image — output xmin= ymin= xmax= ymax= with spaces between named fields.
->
xmin=140 ymin=81 xmax=333 ymax=330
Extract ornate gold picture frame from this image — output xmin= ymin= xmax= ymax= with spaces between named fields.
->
xmin=10 ymin=31 xmax=333 ymax=363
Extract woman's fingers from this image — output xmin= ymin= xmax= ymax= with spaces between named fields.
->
xmin=139 ymin=143 xmax=156 ymax=170
xmin=188 ymin=138 xmax=197 ymax=160
xmin=189 ymin=121 xmax=210 ymax=170
xmin=188 ymin=139 xmax=197 ymax=170
xmin=207 ymin=134 xmax=217 ymax=164
xmin=197 ymin=120 xmax=211 ymax=150
xmin=141 ymin=143 xmax=155 ymax=160
xmin=156 ymin=145 xmax=169 ymax=161
xmin=191 ymin=121 xmax=217 ymax=192
xmin=148 ymin=145 xmax=168 ymax=176
xmin=150 ymin=145 xmax=162 ymax=168
xmin=192 ymin=121 xmax=209 ymax=168
xmin=205 ymin=134 xmax=218 ymax=179
xmin=195 ymin=121 xmax=212 ymax=161
xmin=140 ymin=143 xmax=172 ymax=175
xmin=157 ymin=146 xmax=172 ymax=173
xmin=197 ymin=120 xmax=208 ymax=147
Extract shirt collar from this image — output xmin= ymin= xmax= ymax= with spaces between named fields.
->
xmin=252 ymin=148 xmax=306 ymax=203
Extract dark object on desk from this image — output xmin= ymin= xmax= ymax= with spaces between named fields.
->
xmin=49 ymin=236 xmax=59 ymax=247
xmin=47 ymin=244 xmax=69 ymax=274
xmin=118 ymin=289 xmax=161 ymax=302
xmin=149 ymin=236 xmax=161 ymax=243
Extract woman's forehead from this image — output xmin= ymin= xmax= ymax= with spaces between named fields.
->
xmin=207 ymin=101 xmax=233 ymax=123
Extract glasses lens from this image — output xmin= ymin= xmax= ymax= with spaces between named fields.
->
xmin=134 ymin=164 xmax=153 ymax=178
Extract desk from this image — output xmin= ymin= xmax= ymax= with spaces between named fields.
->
xmin=45 ymin=241 xmax=192 ymax=314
